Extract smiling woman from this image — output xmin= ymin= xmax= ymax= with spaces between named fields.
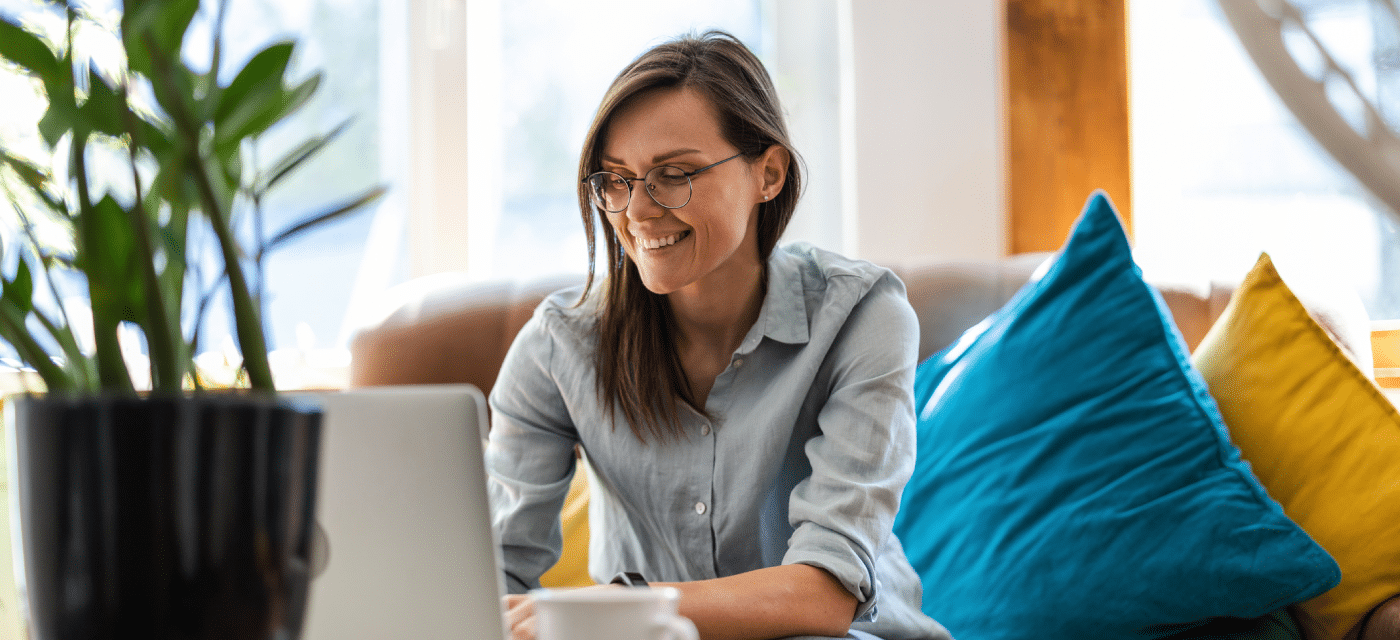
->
xmin=597 ymin=88 xmax=779 ymax=300
xmin=487 ymin=31 xmax=951 ymax=640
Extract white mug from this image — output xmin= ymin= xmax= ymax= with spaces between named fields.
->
xmin=531 ymin=586 xmax=699 ymax=640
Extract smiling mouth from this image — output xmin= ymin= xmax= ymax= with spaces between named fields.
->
xmin=637 ymin=230 xmax=691 ymax=251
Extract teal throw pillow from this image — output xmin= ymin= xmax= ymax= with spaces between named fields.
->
xmin=891 ymin=192 xmax=1339 ymax=640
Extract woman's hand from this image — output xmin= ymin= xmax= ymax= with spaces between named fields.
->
xmin=504 ymin=566 xmax=854 ymax=640
xmin=506 ymin=584 xmax=629 ymax=640
xmin=504 ymin=594 xmax=536 ymax=640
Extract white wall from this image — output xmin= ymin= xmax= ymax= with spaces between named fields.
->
xmin=848 ymin=0 xmax=1005 ymax=264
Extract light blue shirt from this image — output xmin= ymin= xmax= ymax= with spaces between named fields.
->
xmin=487 ymin=243 xmax=951 ymax=640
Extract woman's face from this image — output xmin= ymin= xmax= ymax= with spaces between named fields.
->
xmin=600 ymin=86 xmax=773 ymax=296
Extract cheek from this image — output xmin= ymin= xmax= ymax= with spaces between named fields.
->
xmin=709 ymin=187 xmax=756 ymax=236
xmin=605 ymin=211 xmax=630 ymax=240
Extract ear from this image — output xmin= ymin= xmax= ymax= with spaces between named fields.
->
xmin=755 ymin=144 xmax=790 ymax=202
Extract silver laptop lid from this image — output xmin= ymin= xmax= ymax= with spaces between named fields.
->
xmin=297 ymin=385 xmax=507 ymax=640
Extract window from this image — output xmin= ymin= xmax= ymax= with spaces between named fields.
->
xmin=456 ymin=0 xmax=846 ymax=284
xmin=1 ymin=0 xmax=845 ymax=385
xmin=467 ymin=0 xmax=764 ymax=282
xmin=0 ymin=0 xmax=385 ymax=372
xmin=1131 ymin=0 xmax=1400 ymax=320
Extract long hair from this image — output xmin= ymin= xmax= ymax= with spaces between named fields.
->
xmin=577 ymin=30 xmax=803 ymax=442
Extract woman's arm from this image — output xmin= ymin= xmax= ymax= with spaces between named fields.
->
xmin=506 ymin=564 xmax=857 ymax=640
xmin=778 ymin=270 xmax=922 ymax=623
xmin=488 ymin=306 xmax=583 ymax=592
xmin=657 ymin=564 xmax=857 ymax=640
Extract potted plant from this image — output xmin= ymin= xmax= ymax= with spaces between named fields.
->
xmin=0 ymin=1 xmax=382 ymax=638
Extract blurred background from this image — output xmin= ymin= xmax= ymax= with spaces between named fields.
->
xmin=0 ymin=0 xmax=1395 ymax=369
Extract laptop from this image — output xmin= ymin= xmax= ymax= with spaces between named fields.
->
xmin=294 ymin=385 xmax=508 ymax=640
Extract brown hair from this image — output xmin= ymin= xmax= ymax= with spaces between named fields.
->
xmin=577 ymin=30 xmax=803 ymax=442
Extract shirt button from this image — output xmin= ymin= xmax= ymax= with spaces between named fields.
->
xmin=733 ymin=358 xmax=745 ymax=368
xmin=700 ymin=424 xmax=711 ymax=436
xmin=694 ymin=502 xmax=707 ymax=515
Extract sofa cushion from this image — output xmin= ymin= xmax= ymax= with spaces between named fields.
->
xmin=1191 ymin=254 xmax=1400 ymax=640
xmin=892 ymin=191 xmax=1339 ymax=640
xmin=1164 ymin=609 xmax=1304 ymax=640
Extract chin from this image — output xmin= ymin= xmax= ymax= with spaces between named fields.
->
xmin=638 ymin=276 xmax=680 ymax=296
xmin=634 ymin=266 xmax=690 ymax=296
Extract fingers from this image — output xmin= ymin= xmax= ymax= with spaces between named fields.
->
xmin=505 ymin=594 xmax=536 ymax=640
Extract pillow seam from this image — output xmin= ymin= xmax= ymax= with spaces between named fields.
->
xmin=1255 ymin=261 xmax=1400 ymax=424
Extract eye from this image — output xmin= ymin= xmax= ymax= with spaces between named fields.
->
xmin=653 ymin=166 xmax=689 ymax=186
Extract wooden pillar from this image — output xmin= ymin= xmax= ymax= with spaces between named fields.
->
xmin=1005 ymin=0 xmax=1132 ymax=253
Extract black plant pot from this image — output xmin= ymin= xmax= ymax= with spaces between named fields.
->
xmin=6 ymin=393 xmax=322 ymax=640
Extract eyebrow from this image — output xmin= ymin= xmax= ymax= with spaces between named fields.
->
xmin=601 ymin=148 xmax=704 ymax=168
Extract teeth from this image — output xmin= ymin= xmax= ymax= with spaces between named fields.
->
xmin=640 ymin=231 xmax=685 ymax=250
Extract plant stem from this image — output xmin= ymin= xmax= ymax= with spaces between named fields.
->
xmin=3 ymin=185 xmax=90 ymax=387
xmin=142 ymin=30 xmax=274 ymax=392
xmin=190 ymin=156 xmax=274 ymax=390
xmin=72 ymin=134 xmax=135 ymax=394
xmin=250 ymin=140 xmax=268 ymax=329
xmin=120 ymin=86 xmax=182 ymax=392
xmin=0 ymin=303 xmax=74 ymax=391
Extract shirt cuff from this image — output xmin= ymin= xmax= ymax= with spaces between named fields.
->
xmin=782 ymin=526 xmax=880 ymax=622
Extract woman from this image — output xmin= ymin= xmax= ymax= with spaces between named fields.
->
xmin=487 ymin=31 xmax=950 ymax=640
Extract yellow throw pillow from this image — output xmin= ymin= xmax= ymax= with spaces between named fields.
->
xmin=1192 ymin=253 xmax=1400 ymax=640
xmin=537 ymin=466 xmax=594 ymax=588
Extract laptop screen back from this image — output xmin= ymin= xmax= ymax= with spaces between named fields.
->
xmin=296 ymin=385 xmax=507 ymax=640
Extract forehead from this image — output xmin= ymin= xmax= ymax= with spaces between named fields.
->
xmin=601 ymin=87 xmax=729 ymax=164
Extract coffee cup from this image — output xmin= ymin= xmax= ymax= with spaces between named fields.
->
xmin=531 ymin=586 xmax=698 ymax=640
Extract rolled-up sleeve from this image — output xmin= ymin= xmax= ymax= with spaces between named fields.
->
xmin=486 ymin=308 xmax=581 ymax=593
xmin=781 ymin=273 xmax=920 ymax=622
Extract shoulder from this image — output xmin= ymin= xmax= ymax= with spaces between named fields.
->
xmin=774 ymin=242 xmax=911 ymax=316
xmin=504 ymin=284 xmax=600 ymax=365
xmin=765 ymin=243 xmax=917 ymax=355
xmin=528 ymin=284 xmax=600 ymax=337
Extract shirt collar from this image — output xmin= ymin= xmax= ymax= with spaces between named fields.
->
xmin=738 ymin=247 xmax=810 ymax=353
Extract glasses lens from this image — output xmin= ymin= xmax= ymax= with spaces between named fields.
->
xmin=645 ymin=166 xmax=691 ymax=208
xmin=587 ymin=172 xmax=629 ymax=212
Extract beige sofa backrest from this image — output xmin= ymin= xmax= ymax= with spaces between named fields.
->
xmin=348 ymin=254 xmax=1234 ymax=399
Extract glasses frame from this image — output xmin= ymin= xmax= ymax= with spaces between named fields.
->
xmin=582 ymin=152 xmax=744 ymax=213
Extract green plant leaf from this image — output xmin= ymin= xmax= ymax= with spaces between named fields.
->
xmin=276 ymin=73 xmax=321 ymax=125
xmin=121 ymin=0 xmax=199 ymax=78
xmin=0 ymin=298 xmax=75 ymax=391
xmin=259 ymin=186 xmax=386 ymax=258
xmin=80 ymin=195 xmax=144 ymax=325
xmin=144 ymin=58 xmax=200 ymax=143
xmin=0 ymin=148 xmax=50 ymax=195
xmin=0 ymin=15 xmax=61 ymax=82
xmin=256 ymin=118 xmax=350 ymax=193
xmin=31 ymin=306 xmax=93 ymax=390
xmin=218 ymin=72 xmax=320 ymax=153
xmin=81 ymin=65 xmax=127 ymax=139
xmin=214 ymin=42 xmax=304 ymax=150
xmin=214 ymin=41 xmax=293 ymax=125
xmin=220 ymin=136 xmax=241 ymax=186
xmin=153 ymin=198 xmax=188 ymax=348
xmin=5 ymin=258 xmax=36 ymax=314
xmin=139 ymin=118 xmax=172 ymax=158
xmin=37 ymin=74 xmax=80 ymax=148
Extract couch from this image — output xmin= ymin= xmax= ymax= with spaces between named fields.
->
xmin=346 ymin=203 xmax=1400 ymax=640
xmin=347 ymin=252 xmax=1233 ymax=397
xmin=345 ymin=252 xmax=1236 ymax=588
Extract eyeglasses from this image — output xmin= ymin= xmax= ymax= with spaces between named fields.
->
xmin=582 ymin=152 xmax=743 ymax=213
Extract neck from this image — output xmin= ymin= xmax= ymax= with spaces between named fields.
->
xmin=668 ymin=259 xmax=765 ymax=356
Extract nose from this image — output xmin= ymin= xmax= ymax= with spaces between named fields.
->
xmin=624 ymin=184 xmax=664 ymax=222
